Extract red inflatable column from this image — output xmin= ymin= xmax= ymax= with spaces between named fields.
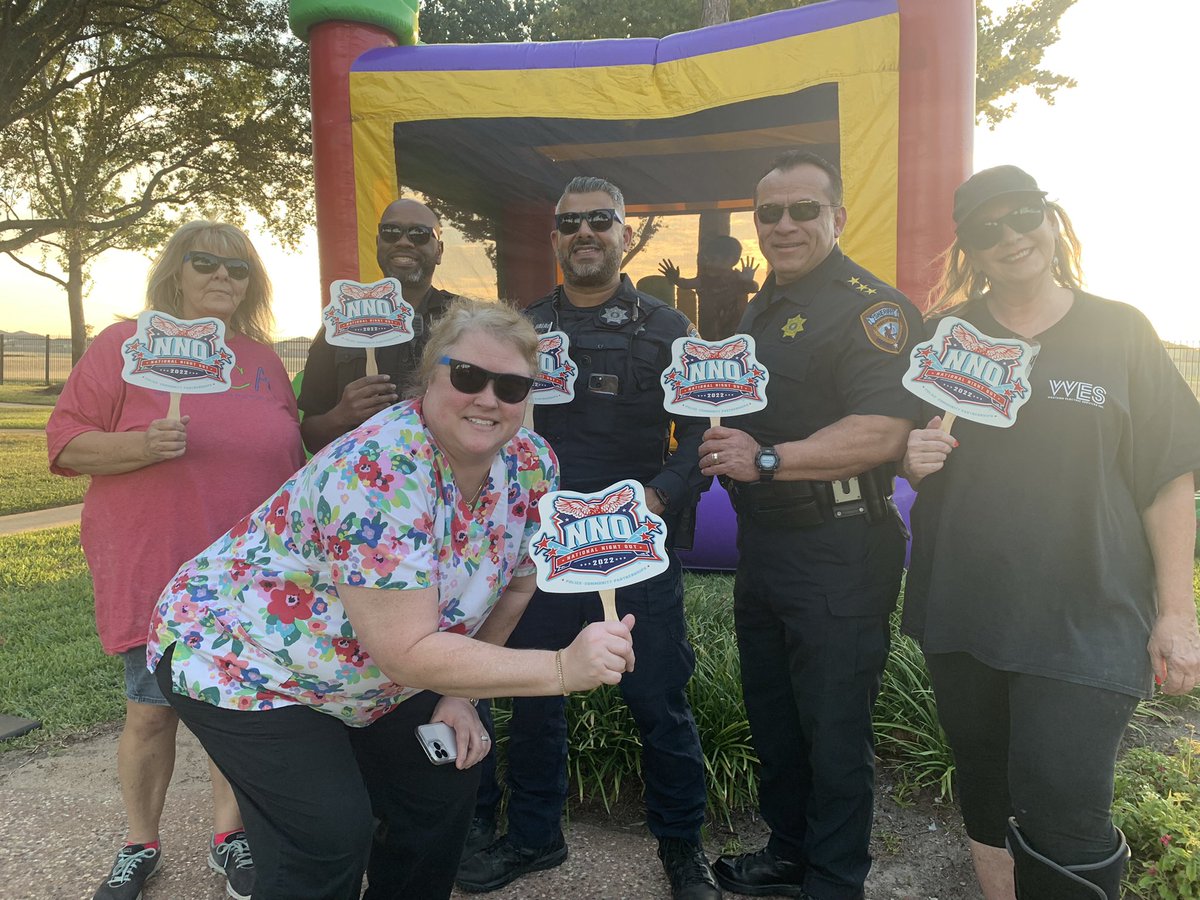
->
xmin=496 ymin=201 xmax=559 ymax=306
xmin=896 ymin=0 xmax=975 ymax=311
xmin=307 ymin=22 xmax=397 ymax=294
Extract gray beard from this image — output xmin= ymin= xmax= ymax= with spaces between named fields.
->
xmin=388 ymin=262 xmax=431 ymax=285
xmin=560 ymin=242 xmax=621 ymax=288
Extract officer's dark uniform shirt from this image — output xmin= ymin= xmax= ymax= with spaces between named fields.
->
xmin=525 ymin=275 xmax=707 ymax=525
xmin=297 ymin=286 xmax=456 ymax=417
xmin=736 ymin=246 xmax=923 ymax=447
xmin=904 ymin=293 xmax=1200 ymax=698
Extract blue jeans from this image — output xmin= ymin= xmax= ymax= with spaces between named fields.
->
xmin=475 ymin=555 xmax=707 ymax=847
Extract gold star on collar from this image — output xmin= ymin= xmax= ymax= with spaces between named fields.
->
xmin=782 ymin=314 xmax=807 ymax=338
xmin=847 ymin=276 xmax=863 ymax=287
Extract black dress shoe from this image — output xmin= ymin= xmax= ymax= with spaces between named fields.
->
xmin=456 ymin=833 xmax=568 ymax=893
xmin=658 ymin=837 xmax=723 ymax=899
xmin=712 ymin=846 xmax=808 ymax=897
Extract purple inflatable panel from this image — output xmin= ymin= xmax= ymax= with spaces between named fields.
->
xmin=678 ymin=477 xmax=918 ymax=573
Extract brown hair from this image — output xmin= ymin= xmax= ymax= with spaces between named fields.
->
xmin=144 ymin=220 xmax=274 ymax=343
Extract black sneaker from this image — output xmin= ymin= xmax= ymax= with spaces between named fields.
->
xmin=659 ymin=837 xmax=723 ymax=900
xmin=456 ymin=832 xmax=568 ymax=893
xmin=209 ymin=830 xmax=255 ymax=900
xmin=93 ymin=844 xmax=161 ymax=900
xmin=460 ymin=816 xmax=498 ymax=863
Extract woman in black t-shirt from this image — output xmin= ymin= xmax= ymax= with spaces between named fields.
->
xmin=901 ymin=166 xmax=1200 ymax=900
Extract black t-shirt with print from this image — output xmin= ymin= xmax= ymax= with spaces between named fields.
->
xmin=904 ymin=292 xmax=1200 ymax=697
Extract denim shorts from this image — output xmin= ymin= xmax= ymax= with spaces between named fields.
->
xmin=122 ymin=645 xmax=169 ymax=706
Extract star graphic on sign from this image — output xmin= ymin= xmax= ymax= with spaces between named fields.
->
xmin=600 ymin=306 xmax=629 ymax=326
xmin=782 ymin=314 xmax=807 ymax=338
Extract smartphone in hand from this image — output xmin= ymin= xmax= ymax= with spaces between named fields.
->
xmin=416 ymin=722 xmax=458 ymax=765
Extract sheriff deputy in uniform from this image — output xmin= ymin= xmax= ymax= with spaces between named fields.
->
xmin=700 ymin=151 xmax=923 ymax=900
xmin=456 ymin=176 xmax=720 ymax=900
xmin=297 ymin=197 xmax=457 ymax=452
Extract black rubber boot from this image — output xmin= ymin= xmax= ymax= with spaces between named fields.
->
xmin=1006 ymin=817 xmax=1129 ymax=900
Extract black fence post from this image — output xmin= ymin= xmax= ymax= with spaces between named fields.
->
xmin=44 ymin=334 xmax=51 ymax=385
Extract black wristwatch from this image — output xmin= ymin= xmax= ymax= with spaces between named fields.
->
xmin=755 ymin=445 xmax=780 ymax=482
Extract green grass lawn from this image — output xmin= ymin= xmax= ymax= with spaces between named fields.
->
xmin=0 ymin=526 xmax=122 ymax=752
xmin=0 ymin=405 xmax=52 ymax=429
xmin=0 ymin=383 xmax=63 ymax=405
xmin=0 ymin=432 xmax=87 ymax=515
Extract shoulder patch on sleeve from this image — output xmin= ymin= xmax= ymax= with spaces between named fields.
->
xmin=859 ymin=301 xmax=909 ymax=355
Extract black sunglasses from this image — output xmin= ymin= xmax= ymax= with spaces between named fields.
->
xmin=440 ymin=357 xmax=534 ymax=404
xmin=754 ymin=200 xmax=835 ymax=225
xmin=958 ymin=206 xmax=1046 ymax=251
xmin=183 ymin=251 xmax=250 ymax=280
xmin=378 ymin=224 xmax=437 ymax=246
xmin=554 ymin=208 xmax=622 ymax=235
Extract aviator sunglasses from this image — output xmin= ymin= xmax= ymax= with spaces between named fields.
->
xmin=957 ymin=206 xmax=1046 ymax=252
xmin=554 ymin=208 xmax=622 ymax=235
xmin=440 ymin=357 xmax=535 ymax=404
xmin=183 ymin=251 xmax=250 ymax=280
xmin=378 ymin=223 xmax=437 ymax=246
xmin=754 ymin=200 xmax=836 ymax=225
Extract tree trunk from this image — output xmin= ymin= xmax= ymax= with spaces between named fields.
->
xmin=67 ymin=233 xmax=87 ymax=365
xmin=701 ymin=0 xmax=730 ymax=26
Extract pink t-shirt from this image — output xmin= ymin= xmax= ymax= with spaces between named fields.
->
xmin=47 ymin=320 xmax=305 ymax=654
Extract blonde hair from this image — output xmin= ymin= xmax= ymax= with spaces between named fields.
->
xmin=145 ymin=221 xmax=274 ymax=344
xmin=926 ymin=201 xmax=1084 ymax=317
xmin=408 ymin=297 xmax=539 ymax=397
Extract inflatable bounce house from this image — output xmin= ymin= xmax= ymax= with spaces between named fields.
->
xmin=289 ymin=0 xmax=975 ymax=569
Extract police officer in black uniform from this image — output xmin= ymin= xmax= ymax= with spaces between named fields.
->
xmin=297 ymin=197 xmax=457 ymax=452
xmin=457 ymin=177 xmax=720 ymax=900
xmin=701 ymin=151 xmax=923 ymax=900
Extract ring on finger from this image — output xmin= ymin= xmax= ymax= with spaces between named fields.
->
xmin=711 ymin=452 xmax=719 ymax=464
xmin=481 ymin=733 xmax=490 ymax=742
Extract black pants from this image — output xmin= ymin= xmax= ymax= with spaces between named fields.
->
xmin=734 ymin=516 xmax=903 ymax=900
xmin=924 ymin=652 xmax=1137 ymax=864
xmin=474 ymin=556 xmax=707 ymax=846
xmin=156 ymin=647 xmax=479 ymax=900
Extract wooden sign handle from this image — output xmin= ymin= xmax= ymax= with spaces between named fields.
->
xmin=366 ymin=347 xmax=379 ymax=377
xmin=709 ymin=415 xmax=720 ymax=429
xmin=939 ymin=412 xmax=957 ymax=435
xmin=599 ymin=588 xmax=618 ymax=623
xmin=168 ymin=392 xmax=181 ymax=420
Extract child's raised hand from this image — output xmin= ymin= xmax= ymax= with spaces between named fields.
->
xmin=739 ymin=257 xmax=759 ymax=279
xmin=658 ymin=259 xmax=680 ymax=284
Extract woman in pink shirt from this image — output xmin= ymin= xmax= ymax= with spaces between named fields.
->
xmin=47 ymin=221 xmax=304 ymax=900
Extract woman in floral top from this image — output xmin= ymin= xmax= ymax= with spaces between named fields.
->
xmin=147 ymin=299 xmax=637 ymax=900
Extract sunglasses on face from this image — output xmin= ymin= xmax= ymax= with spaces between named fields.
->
xmin=958 ymin=206 xmax=1046 ymax=251
xmin=440 ymin=357 xmax=534 ymax=404
xmin=378 ymin=224 xmax=437 ymax=246
xmin=554 ymin=208 xmax=622 ymax=235
xmin=183 ymin=251 xmax=250 ymax=280
xmin=754 ymin=200 xmax=835 ymax=225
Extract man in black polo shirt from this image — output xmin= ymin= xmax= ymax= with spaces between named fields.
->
xmin=297 ymin=198 xmax=456 ymax=451
xmin=699 ymin=151 xmax=923 ymax=900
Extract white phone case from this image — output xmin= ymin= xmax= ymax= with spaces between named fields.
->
xmin=416 ymin=722 xmax=458 ymax=765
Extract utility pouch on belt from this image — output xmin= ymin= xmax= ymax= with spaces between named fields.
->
xmin=730 ymin=480 xmax=824 ymax=528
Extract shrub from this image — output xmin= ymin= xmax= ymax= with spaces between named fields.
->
xmin=1113 ymin=737 xmax=1200 ymax=899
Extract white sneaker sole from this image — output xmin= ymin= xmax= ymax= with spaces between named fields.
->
xmin=207 ymin=854 xmax=252 ymax=900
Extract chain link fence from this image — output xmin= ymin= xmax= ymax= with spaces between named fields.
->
xmin=3 ymin=331 xmax=1199 ymax=397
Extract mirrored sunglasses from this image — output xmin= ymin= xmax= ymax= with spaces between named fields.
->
xmin=754 ymin=200 xmax=834 ymax=225
xmin=183 ymin=251 xmax=250 ymax=280
xmin=378 ymin=224 xmax=436 ymax=246
xmin=554 ymin=208 xmax=622 ymax=235
xmin=957 ymin=206 xmax=1046 ymax=251
xmin=440 ymin=357 xmax=534 ymax=404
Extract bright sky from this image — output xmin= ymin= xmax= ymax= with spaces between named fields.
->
xmin=2 ymin=0 xmax=1196 ymax=341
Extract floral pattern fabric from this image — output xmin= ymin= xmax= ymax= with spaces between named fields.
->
xmin=148 ymin=399 xmax=556 ymax=725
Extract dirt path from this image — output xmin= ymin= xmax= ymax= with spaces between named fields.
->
xmin=0 ymin=724 xmax=976 ymax=900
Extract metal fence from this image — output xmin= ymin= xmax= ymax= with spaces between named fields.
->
xmin=0 ymin=333 xmax=315 ymax=384
xmin=3 ymin=331 xmax=1199 ymax=397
